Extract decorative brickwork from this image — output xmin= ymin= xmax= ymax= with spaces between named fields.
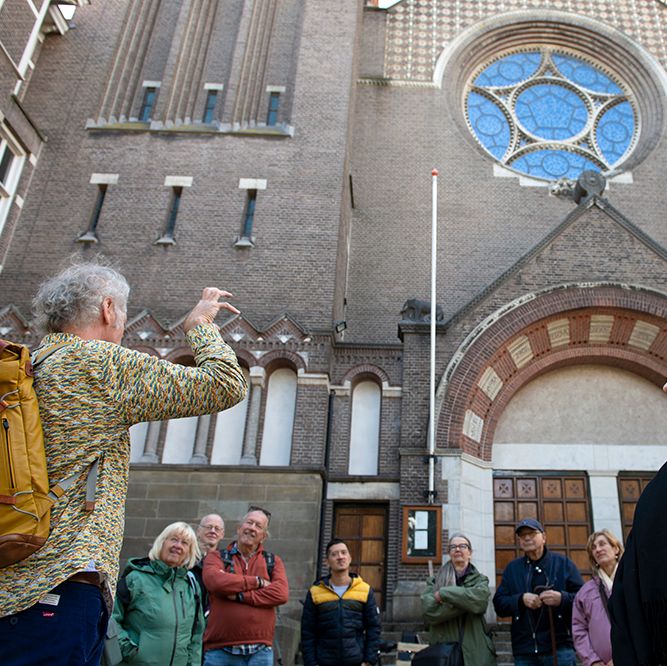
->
xmin=381 ymin=1 xmax=667 ymax=83
xmin=439 ymin=285 xmax=667 ymax=460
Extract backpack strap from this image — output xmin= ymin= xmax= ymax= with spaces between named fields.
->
xmin=219 ymin=547 xmax=235 ymax=573
xmin=263 ymin=551 xmax=275 ymax=579
xmin=32 ymin=342 xmax=99 ymax=512
xmin=47 ymin=458 xmax=99 ymax=511
xmin=116 ymin=572 xmax=131 ymax=606
xmin=220 ymin=548 xmax=274 ymax=579
xmin=598 ymin=578 xmax=612 ymax=622
xmin=186 ymin=571 xmax=202 ymax=636
xmin=31 ymin=341 xmax=74 ymax=368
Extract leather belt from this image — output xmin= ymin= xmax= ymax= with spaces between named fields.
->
xmin=67 ymin=572 xmax=102 ymax=587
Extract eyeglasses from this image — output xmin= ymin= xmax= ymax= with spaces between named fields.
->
xmin=449 ymin=543 xmax=470 ymax=552
xmin=248 ymin=505 xmax=272 ymax=523
xmin=199 ymin=524 xmax=223 ymax=533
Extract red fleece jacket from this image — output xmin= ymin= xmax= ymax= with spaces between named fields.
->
xmin=202 ymin=543 xmax=289 ymax=650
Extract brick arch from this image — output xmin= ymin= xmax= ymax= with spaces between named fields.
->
xmin=127 ymin=344 xmax=159 ymax=357
xmin=233 ymin=348 xmax=255 ymax=370
xmin=165 ymin=346 xmax=195 ymax=365
xmin=437 ymin=283 xmax=667 ymax=461
xmin=341 ymin=363 xmax=390 ymax=388
xmin=258 ymin=349 xmax=306 ymax=373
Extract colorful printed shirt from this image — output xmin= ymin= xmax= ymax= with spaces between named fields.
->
xmin=0 ymin=323 xmax=247 ymax=617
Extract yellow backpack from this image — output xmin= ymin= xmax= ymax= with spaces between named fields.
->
xmin=0 ymin=340 xmax=97 ymax=568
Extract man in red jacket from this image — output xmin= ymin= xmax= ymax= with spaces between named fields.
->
xmin=203 ymin=506 xmax=289 ymax=666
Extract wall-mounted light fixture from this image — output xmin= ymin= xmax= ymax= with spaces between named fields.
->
xmin=333 ymin=320 xmax=347 ymax=334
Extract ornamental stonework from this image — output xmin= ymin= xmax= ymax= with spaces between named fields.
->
xmin=383 ymin=0 xmax=667 ymax=82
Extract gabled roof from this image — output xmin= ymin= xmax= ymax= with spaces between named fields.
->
xmin=442 ymin=194 xmax=667 ymax=330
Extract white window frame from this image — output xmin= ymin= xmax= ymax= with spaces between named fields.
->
xmin=0 ymin=128 xmax=27 ymax=238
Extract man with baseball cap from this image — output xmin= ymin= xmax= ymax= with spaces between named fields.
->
xmin=493 ymin=518 xmax=584 ymax=665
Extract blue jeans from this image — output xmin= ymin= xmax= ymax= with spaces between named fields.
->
xmin=0 ymin=580 xmax=108 ymax=666
xmin=204 ymin=646 xmax=274 ymax=666
xmin=514 ymin=647 xmax=577 ymax=666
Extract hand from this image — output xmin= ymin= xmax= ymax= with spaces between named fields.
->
xmin=183 ymin=287 xmax=240 ymax=333
xmin=539 ymin=590 xmax=562 ymax=606
xmin=522 ymin=592 xmax=542 ymax=609
xmin=607 ymin=661 xmax=614 ymax=666
xmin=434 ymin=590 xmax=442 ymax=604
xmin=257 ymin=578 xmax=271 ymax=589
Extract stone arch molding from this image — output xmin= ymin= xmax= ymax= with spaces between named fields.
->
xmin=436 ymin=283 xmax=667 ymax=460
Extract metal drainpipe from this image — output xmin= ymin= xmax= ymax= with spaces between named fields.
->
xmin=316 ymin=389 xmax=335 ymax=576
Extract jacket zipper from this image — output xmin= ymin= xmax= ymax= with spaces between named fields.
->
xmin=3 ymin=418 xmax=15 ymax=488
xmin=169 ymin=588 xmax=179 ymax=666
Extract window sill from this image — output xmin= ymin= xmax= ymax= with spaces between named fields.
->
xmin=86 ymin=119 xmax=294 ymax=137
xmin=234 ymin=236 xmax=255 ymax=248
xmin=155 ymin=235 xmax=176 ymax=245
xmin=76 ymin=231 xmax=98 ymax=244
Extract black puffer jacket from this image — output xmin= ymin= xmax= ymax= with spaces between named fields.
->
xmin=301 ymin=573 xmax=381 ymax=666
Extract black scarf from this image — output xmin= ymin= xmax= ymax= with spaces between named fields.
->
xmin=610 ymin=459 xmax=667 ymax=665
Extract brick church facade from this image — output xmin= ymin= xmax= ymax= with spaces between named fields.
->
xmin=2 ymin=0 xmax=667 ymax=645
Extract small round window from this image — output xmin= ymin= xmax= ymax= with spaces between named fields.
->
xmin=465 ymin=48 xmax=637 ymax=181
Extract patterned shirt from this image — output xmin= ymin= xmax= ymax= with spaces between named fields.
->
xmin=0 ymin=323 xmax=247 ymax=617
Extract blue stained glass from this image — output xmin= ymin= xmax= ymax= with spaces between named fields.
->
xmin=552 ymin=54 xmax=622 ymax=94
xmin=474 ymin=52 xmax=541 ymax=87
xmin=509 ymin=149 xmax=601 ymax=180
xmin=466 ymin=47 xmax=636 ymax=181
xmin=515 ymin=84 xmax=588 ymax=140
xmin=596 ymin=101 xmax=634 ymax=165
xmin=467 ymin=92 xmax=511 ymax=159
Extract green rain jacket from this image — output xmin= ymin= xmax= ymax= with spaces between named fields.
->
xmin=112 ymin=557 xmax=204 ymax=666
xmin=421 ymin=565 xmax=497 ymax=666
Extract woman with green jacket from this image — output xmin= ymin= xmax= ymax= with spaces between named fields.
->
xmin=112 ymin=522 xmax=205 ymax=666
xmin=421 ymin=533 xmax=497 ymax=666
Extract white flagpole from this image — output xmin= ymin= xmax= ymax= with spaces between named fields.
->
xmin=428 ymin=168 xmax=438 ymax=504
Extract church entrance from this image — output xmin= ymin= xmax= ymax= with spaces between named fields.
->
xmin=493 ymin=472 xmax=593 ymax=588
xmin=333 ymin=502 xmax=388 ymax=609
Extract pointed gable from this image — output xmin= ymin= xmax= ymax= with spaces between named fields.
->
xmin=445 ymin=195 xmax=667 ymax=335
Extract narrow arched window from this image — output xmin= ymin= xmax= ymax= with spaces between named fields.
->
xmin=211 ymin=367 xmax=250 ymax=464
xmin=259 ymin=368 xmax=297 ymax=466
xmin=348 ymin=380 xmax=381 ymax=475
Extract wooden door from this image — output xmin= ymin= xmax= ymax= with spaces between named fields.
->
xmin=494 ymin=473 xmax=592 ymax=588
xmin=333 ymin=503 xmax=388 ymax=609
xmin=618 ymin=473 xmax=655 ymax=540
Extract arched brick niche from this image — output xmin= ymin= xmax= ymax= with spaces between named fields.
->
xmin=437 ymin=284 xmax=667 ymax=460
xmin=341 ymin=363 xmax=390 ymax=387
xmin=258 ymin=349 xmax=306 ymax=373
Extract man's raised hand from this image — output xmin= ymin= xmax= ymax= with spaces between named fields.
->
xmin=183 ymin=288 xmax=240 ymax=333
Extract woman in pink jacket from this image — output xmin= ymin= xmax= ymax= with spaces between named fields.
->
xmin=572 ymin=529 xmax=624 ymax=666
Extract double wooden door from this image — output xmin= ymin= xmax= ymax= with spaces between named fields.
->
xmin=618 ymin=472 xmax=655 ymax=540
xmin=333 ymin=503 xmax=388 ymax=609
xmin=494 ymin=472 xmax=593 ymax=586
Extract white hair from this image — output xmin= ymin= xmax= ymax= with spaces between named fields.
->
xmin=32 ymin=261 xmax=129 ymax=335
xmin=149 ymin=522 xmax=201 ymax=570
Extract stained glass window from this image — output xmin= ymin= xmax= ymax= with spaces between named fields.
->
xmin=465 ymin=49 xmax=637 ymax=181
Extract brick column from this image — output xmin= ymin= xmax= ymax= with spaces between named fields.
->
xmin=240 ymin=366 xmax=265 ymax=465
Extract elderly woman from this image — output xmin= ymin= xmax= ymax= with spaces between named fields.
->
xmin=572 ymin=529 xmax=623 ymax=666
xmin=421 ymin=533 xmax=496 ymax=665
xmin=112 ymin=522 xmax=205 ymax=665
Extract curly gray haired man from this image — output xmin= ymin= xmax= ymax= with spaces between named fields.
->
xmin=0 ymin=261 xmax=248 ymax=666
